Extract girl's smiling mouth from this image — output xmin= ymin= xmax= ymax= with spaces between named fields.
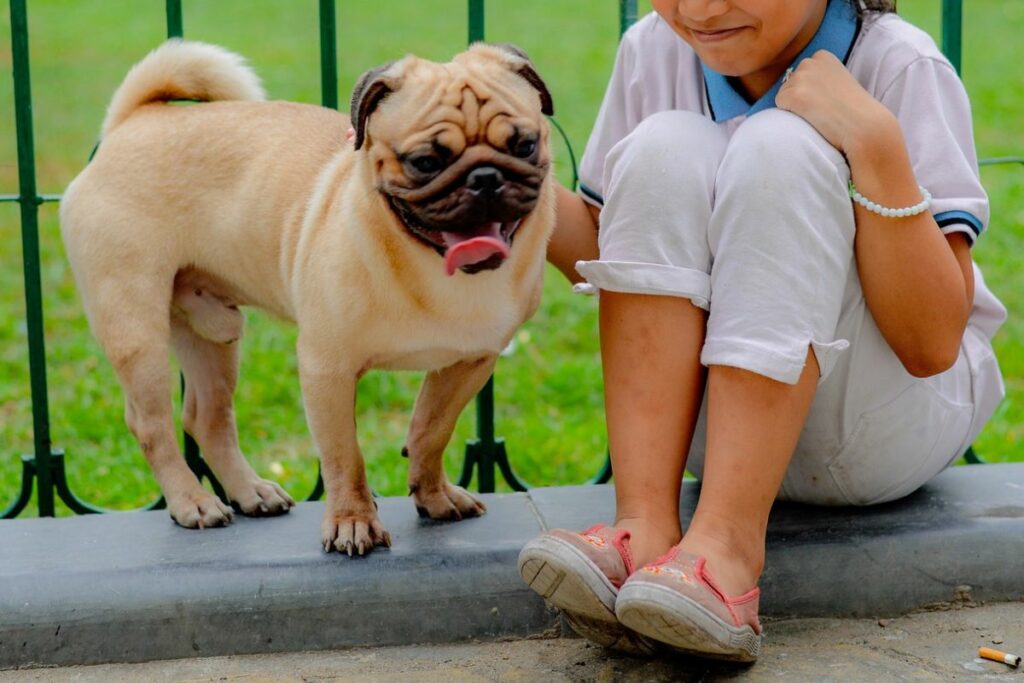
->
xmin=687 ymin=26 xmax=747 ymax=43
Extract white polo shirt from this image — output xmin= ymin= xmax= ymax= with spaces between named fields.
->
xmin=578 ymin=0 xmax=988 ymax=245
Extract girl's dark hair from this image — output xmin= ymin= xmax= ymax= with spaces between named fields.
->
xmin=850 ymin=0 xmax=897 ymax=17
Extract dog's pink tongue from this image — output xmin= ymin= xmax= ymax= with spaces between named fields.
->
xmin=443 ymin=225 xmax=510 ymax=276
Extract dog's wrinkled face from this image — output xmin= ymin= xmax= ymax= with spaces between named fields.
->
xmin=351 ymin=44 xmax=553 ymax=276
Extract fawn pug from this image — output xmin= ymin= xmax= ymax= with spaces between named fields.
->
xmin=60 ymin=39 xmax=555 ymax=554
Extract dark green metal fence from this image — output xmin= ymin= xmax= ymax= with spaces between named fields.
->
xmin=2 ymin=0 xmax=1016 ymax=519
xmin=1 ymin=0 xmax=629 ymax=519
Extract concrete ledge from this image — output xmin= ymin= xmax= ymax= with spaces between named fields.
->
xmin=2 ymin=463 xmax=1023 ymax=668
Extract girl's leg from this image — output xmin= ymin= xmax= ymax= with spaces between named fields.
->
xmin=779 ymin=268 xmax=1001 ymax=508
xmin=600 ymin=291 xmax=704 ymax=566
xmin=613 ymin=110 xmax=856 ymax=660
xmin=578 ymin=111 xmax=730 ymax=566
xmin=518 ymin=112 xmax=727 ymax=654
xmin=681 ymin=109 xmax=858 ymax=595
xmin=679 ymin=353 xmax=818 ymax=596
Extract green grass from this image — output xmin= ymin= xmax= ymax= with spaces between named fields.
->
xmin=1 ymin=1 xmax=1021 ymax=515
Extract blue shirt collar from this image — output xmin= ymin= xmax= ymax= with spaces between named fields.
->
xmin=702 ymin=0 xmax=860 ymax=122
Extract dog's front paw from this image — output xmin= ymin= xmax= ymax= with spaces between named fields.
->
xmin=321 ymin=510 xmax=392 ymax=556
xmin=411 ymin=481 xmax=487 ymax=521
xmin=168 ymin=490 xmax=234 ymax=529
xmin=230 ymin=478 xmax=295 ymax=517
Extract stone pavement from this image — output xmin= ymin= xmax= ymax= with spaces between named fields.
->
xmin=3 ymin=602 xmax=1023 ymax=682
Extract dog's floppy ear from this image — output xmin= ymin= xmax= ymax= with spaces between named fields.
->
xmin=350 ymin=60 xmax=401 ymax=150
xmin=491 ymin=43 xmax=554 ymax=116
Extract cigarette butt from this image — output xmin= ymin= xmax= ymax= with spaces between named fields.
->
xmin=979 ymin=647 xmax=1022 ymax=667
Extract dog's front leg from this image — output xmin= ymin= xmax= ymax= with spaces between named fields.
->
xmin=405 ymin=355 xmax=496 ymax=520
xmin=299 ymin=350 xmax=390 ymax=556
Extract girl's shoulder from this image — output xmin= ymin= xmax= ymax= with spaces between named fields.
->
xmin=851 ymin=13 xmax=958 ymax=90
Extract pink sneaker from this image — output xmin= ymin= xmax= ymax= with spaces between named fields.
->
xmin=615 ymin=547 xmax=763 ymax=662
xmin=518 ymin=525 xmax=656 ymax=655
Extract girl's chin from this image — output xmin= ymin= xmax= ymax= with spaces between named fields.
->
xmin=687 ymin=47 xmax=754 ymax=77
xmin=699 ymin=59 xmax=749 ymax=78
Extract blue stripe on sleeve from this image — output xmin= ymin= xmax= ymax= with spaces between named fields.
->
xmin=579 ymin=182 xmax=604 ymax=206
xmin=934 ymin=210 xmax=983 ymax=236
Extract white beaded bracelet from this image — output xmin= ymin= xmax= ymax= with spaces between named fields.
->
xmin=848 ymin=180 xmax=932 ymax=218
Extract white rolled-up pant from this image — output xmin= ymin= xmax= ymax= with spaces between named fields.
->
xmin=576 ymin=110 xmax=1004 ymax=506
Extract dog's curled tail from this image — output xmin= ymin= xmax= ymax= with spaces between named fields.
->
xmin=100 ymin=39 xmax=265 ymax=138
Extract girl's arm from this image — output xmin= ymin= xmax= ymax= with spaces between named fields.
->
xmin=778 ymin=51 xmax=973 ymax=377
xmin=548 ymin=183 xmax=601 ymax=284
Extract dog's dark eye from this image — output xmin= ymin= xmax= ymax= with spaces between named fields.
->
xmin=513 ymin=138 xmax=537 ymax=158
xmin=409 ymin=155 xmax=443 ymax=175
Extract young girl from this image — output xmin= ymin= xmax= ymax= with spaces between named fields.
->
xmin=518 ymin=0 xmax=1006 ymax=662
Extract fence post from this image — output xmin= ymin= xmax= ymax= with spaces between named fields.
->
xmin=456 ymin=0 xmax=532 ymax=493
xmin=160 ymin=0 xmax=223 ymax=494
xmin=9 ymin=0 xmax=58 ymax=517
xmin=466 ymin=1 xmax=489 ymax=492
xmin=619 ymin=0 xmax=637 ymax=37
xmin=166 ymin=0 xmax=183 ymax=39
xmin=941 ymin=0 xmax=962 ymax=75
xmin=319 ymin=0 xmax=338 ymax=111
xmin=301 ymin=0 xmax=339 ymax=502
xmin=940 ymin=0 xmax=991 ymax=465
xmin=468 ymin=0 xmax=484 ymax=43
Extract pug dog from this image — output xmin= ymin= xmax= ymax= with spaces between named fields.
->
xmin=60 ymin=39 xmax=555 ymax=555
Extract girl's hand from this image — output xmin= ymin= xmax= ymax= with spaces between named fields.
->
xmin=775 ymin=50 xmax=897 ymax=159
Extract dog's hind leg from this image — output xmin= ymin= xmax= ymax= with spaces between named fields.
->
xmin=171 ymin=317 xmax=295 ymax=517
xmin=404 ymin=355 xmax=493 ymax=520
xmin=94 ymin=298 xmax=234 ymax=528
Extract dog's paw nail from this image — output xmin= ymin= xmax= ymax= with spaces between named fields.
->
xmin=345 ymin=541 xmax=354 ymax=557
xmin=357 ymin=541 xmax=366 ymax=556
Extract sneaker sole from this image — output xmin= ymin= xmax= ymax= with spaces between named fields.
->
xmin=616 ymin=581 xmax=761 ymax=662
xmin=518 ymin=535 xmax=656 ymax=655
